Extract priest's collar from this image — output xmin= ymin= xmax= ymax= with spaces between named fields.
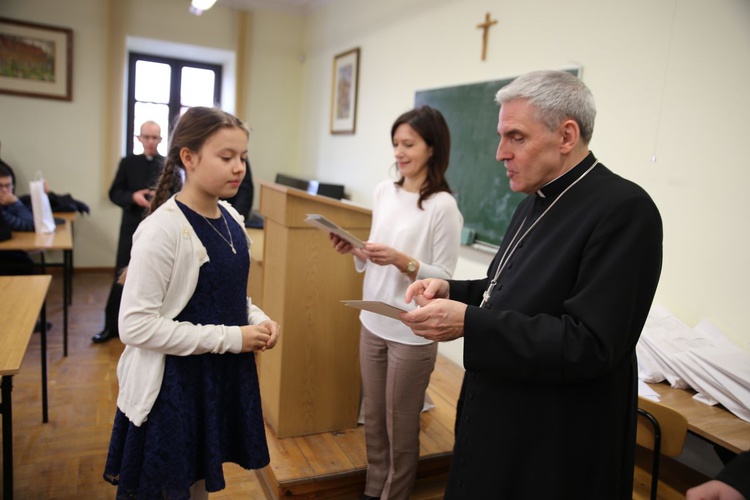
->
xmin=536 ymin=152 xmax=597 ymax=199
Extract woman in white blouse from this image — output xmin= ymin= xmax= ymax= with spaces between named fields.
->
xmin=330 ymin=106 xmax=463 ymax=500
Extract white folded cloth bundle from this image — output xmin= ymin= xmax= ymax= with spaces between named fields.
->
xmin=636 ymin=306 xmax=750 ymax=423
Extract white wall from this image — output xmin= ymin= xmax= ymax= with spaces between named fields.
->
xmin=297 ymin=0 xmax=750 ymax=362
xmin=1 ymin=0 xmax=112 ymax=267
xmin=243 ymin=10 xmax=306 ymax=186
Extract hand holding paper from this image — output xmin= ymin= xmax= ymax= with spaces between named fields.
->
xmin=404 ymin=278 xmax=451 ymax=306
xmin=405 ymin=301 xmax=467 ymax=342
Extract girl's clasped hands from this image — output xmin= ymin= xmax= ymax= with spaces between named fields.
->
xmin=240 ymin=321 xmax=279 ymax=353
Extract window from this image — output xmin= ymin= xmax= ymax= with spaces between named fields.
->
xmin=126 ymin=52 xmax=222 ymax=156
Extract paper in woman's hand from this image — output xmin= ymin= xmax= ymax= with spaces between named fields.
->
xmin=305 ymin=213 xmax=365 ymax=248
xmin=341 ymin=300 xmax=409 ymax=320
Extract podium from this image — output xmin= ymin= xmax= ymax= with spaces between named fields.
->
xmin=257 ymin=181 xmax=372 ymax=438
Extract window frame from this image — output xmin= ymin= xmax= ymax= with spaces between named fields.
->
xmin=125 ymin=52 xmax=223 ymax=154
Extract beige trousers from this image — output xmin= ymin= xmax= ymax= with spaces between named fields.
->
xmin=189 ymin=479 xmax=208 ymax=499
xmin=360 ymin=326 xmax=438 ymax=500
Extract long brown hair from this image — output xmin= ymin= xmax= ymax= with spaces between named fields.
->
xmin=391 ymin=105 xmax=453 ymax=209
xmin=149 ymin=107 xmax=249 ymax=213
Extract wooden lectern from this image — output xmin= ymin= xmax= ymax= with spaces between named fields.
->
xmin=257 ymin=181 xmax=372 ymax=438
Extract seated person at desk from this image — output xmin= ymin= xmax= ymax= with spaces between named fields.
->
xmin=687 ymin=451 xmax=750 ymax=500
xmin=0 ymin=154 xmax=53 ymax=331
xmin=0 ymin=162 xmax=35 ymax=275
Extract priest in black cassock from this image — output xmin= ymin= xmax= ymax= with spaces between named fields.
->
xmin=401 ymin=70 xmax=663 ymax=499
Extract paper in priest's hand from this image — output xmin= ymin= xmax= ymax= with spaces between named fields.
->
xmin=304 ymin=213 xmax=365 ymax=248
xmin=341 ymin=300 xmax=409 ymax=320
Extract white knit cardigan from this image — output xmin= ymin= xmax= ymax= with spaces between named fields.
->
xmin=115 ymin=196 xmax=269 ymax=426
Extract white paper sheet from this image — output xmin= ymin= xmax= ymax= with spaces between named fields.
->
xmin=341 ymin=300 xmax=409 ymax=320
xmin=305 ymin=214 xmax=365 ymax=248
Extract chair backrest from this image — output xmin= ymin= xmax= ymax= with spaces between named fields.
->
xmin=637 ymin=396 xmax=689 ymax=457
xmin=636 ymin=396 xmax=690 ymax=500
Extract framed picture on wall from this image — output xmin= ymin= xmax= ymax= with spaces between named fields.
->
xmin=0 ymin=17 xmax=73 ymax=101
xmin=330 ymin=47 xmax=360 ymax=134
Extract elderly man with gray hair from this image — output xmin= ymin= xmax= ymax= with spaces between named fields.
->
xmin=401 ymin=70 xmax=663 ymax=499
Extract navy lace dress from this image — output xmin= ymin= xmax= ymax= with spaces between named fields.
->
xmin=103 ymin=201 xmax=269 ymax=499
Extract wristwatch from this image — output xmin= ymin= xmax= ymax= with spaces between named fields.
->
xmin=404 ymin=258 xmax=418 ymax=274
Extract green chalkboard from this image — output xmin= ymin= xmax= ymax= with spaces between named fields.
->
xmin=414 ymin=71 xmax=577 ymax=247
xmin=415 ymin=78 xmax=521 ymax=247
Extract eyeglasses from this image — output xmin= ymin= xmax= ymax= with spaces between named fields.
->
xmin=139 ymin=135 xmax=161 ymax=141
xmin=0 ymin=182 xmax=13 ymax=190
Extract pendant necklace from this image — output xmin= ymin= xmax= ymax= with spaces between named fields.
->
xmin=200 ymin=211 xmax=237 ymax=254
xmin=479 ymin=160 xmax=599 ymax=308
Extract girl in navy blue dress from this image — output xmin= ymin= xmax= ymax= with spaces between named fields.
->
xmin=103 ymin=107 xmax=280 ymax=499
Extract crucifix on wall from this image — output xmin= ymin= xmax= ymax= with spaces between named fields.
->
xmin=476 ymin=12 xmax=498 ymax=61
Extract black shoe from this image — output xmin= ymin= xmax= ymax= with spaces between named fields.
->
xmin=34 ymin=320 xmax=53 ymax=333
xmin=92 ymin=329 xmax=118 ymax=343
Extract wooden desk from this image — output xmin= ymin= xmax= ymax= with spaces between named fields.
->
xmin=257 ymin=181 xmax=371 ymax=437
xmin=52 ymin=211 xmax=78 ymax=223
xmin=647 ymin=382 xmax=750 ymax=454
xmin=0 ymin=219 xmax=74 ymax=355
xmin=246 ymin=227 xmax=264 ymax=307
xmin=52 ymin=211 xmax=77 ymax=302
xmin=0 ymin=275 xmax=52 ymax=500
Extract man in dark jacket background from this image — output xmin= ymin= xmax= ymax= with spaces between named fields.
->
xmin=92 ymin=121 xmax=164 ymax=343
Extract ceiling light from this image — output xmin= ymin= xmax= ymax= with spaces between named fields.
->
xmin=189 ymin=0 xmax=217 ymax=15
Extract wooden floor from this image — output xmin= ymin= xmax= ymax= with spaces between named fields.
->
xmin=0 ymin=270 xmax=457 ymax=499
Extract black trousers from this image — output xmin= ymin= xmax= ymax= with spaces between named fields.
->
xmin=0 ymin=250 xmax=34 ymax=276
xmin=103 ymin=270 xmax=124 ymax=334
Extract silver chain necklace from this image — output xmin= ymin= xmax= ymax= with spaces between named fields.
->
xmin=479 ymin=160 xmax=598 ymax=308
xmin=200 ymin=211 xmax=237 ymax=254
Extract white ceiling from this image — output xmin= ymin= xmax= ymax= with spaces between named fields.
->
xmin=215 ymin=0 xmax=332 ymax=15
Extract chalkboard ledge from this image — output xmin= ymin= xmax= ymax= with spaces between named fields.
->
xmin=470 ymin=241 xmax=499 ymax=254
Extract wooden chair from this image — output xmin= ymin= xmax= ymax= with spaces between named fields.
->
xmin=634 ymin=396 xmax=689 ymax=500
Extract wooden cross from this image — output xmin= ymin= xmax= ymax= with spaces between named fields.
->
xmin=476 ymin=12 xmax=498 ymax=61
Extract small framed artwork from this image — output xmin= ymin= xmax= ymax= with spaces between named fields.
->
xmin=0 ymin=17 xmax=73 ymax=101
xmin=330 ymin=47 xmax=360 ymax=135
